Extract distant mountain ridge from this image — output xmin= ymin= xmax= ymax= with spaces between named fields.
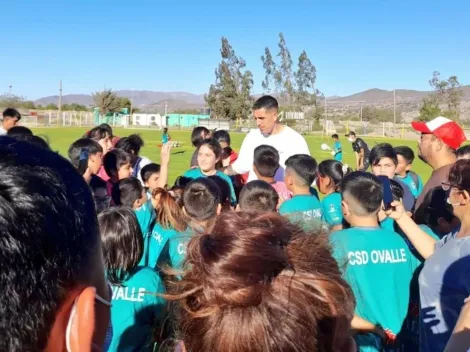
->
xmin=34 ymin=86 xmax=470 ymax=113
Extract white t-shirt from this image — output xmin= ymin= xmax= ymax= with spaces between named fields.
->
xmin=232 ymin=126 xmax=310 ymax=182
xmin=0 ymin=126 xmax=7 ymax=136
xmin=136 ymin=155 xmax=152 ymax=185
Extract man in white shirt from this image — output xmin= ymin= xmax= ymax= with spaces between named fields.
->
xmin=224 ymin=96 xmax=310 ymax=182
xmin=0 ymin=108 xmax=21 ymax=135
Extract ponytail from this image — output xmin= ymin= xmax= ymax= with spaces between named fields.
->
xmin=318 ymin=160 xmax=351 ymax=192
xmin=153 ymin=187 xmax=188 ymax=232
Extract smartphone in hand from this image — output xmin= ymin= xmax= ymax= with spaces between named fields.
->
xmin=378 ymin=175 xmax=394 ymax=211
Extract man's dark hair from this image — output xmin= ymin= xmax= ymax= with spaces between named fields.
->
xmin=254 ymin=145 xmax=280 ymax=178
xmin=141 ymin=163 xmax=161 ymax=183
xmin=332 ymin=134 xmax=339 ymax=139
xmin=99 ymin=207 xmax=143 ymax=285
xmin=457 ymin=145 xmax=470 ymax=159
xmin=347 ymin=131 xmax=356 ymax=137
xmin=68 ymin=138 xmax=103 ymax=168
xmin=183 ymin=178 xmax=220 ymax=221
xmin=174 ymin=176 xmax=193 ymax=189
xmin=340 ymin=171 xmax=383 ymax=215
xmin=103 ymin=149 xmax=132 ymax=178
xmin=394 ymin=146 xmax=415 ymax=164
xmin=239 ymin=180 xmax=279 ymax=213
xmin=7 ymin=126 xmax=32 ymax=137
xmin=369 ymin=143 xmax=398 ymax=166
xmin=252 ymin=95 xmax=279 ymax=111
xmin=212 ymin=130 xmax=231 ymax=146
xmin=285 ymin=154 xmax=318 ymax=186
xmin=111 ymin=177 xmax=144 ymax=207
xmin=0 ymin=137 xmax=98 ymax=351
xmin=2 ymin=108 xmax=21 ymax=121
xmin=191 ymin=127 xmax=210 ymax=147
xmin=115 ymin=134 xmax=144 ymax=156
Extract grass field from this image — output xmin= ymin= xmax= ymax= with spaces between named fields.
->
xmin=31 ymin=127 xmax=431 ymax=185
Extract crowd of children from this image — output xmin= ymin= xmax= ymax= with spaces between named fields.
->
xmin=3 ymin=106 xmax=470 ymax=352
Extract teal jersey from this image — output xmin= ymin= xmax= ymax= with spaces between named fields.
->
xmin=162 ymin=133 xmax=169 ymax=144
xmin=380 ymin=217 xmax=395 ymax=231
xmin=148 ymin=223 xmax=187 ymax=270
xmin=157 ymin=229 xmax=194 ymax=275
xmin=396 ymin=172 xmax=423 ymax=198
xmin=279 ymin=194 xmax=323 ymax=230
xmin=321 ymin=192 xmax=343 ymax=226
xmin=183 ymin=168 xmax=236 ymax=205
xmin=330 ymin=226 xmax=420 ymax=351
xmin=134 ymin=200 xmax=156 ymax=267
xmin=333 ymin=141 xmax=343 ymax=161
xmin=109 ymin=267 xmax=166 ymax=352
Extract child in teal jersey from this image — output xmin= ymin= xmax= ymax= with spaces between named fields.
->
xmin=394 ymin=146 xmax=423 ymax=199
xmin=330 ymin=171 xmax=420 ymax=351
xmin=162 ymin=127 xmax=170 ymax=145
xmin=159 ymin=178 xmax=222 ymax=274
xmin=99 ymin=207 xmax=166 ymax=352
xmin=111 ymin=177 xmax=156 ymax=267
xmin=331 ymin=134 xmax=343 ymax=161
xmin=279 ymin=154 xmax=323 ymax=229
xmin=317 ymin=160 xmax=351 ymax=231
xmin=183 ymin=138 xmax=236 ymax=205
xmin=148 ymin=186 xmax=189 ymax=270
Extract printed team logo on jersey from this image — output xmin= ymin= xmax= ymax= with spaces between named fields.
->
xmin=329 ymin=204 xmax=337 ymax=213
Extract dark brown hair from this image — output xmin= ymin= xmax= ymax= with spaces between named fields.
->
xmin=165 ymin=212 xmax=355 ymax=352
xmin=448 ymin=159 xmax=470 ymax=192
xmin=98 ymin=207 xmax=143 ymax=285
xmin=153 ymin=187 xmax=188 ymax=232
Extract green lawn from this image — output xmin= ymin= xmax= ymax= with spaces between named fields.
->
xmin=32 ymin=127 xmax=430 ymax=185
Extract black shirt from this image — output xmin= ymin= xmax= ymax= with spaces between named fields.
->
xmin=352 ymin=138 xmax=370 ymax=155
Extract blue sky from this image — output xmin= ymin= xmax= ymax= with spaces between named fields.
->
xmin=2 ymin=0 xmax=470 ymax=100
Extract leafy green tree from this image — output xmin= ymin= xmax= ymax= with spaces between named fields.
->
xmin=261 ymin=33 xmax=320 ymax=112
xmin=205 ymin=37 xmax=253 ymax=120
xmin=0 ymin=93 xmax=25 ymax=108
xmin=261 ymin=47 xmax=276 ymax=93
xmin=427 ymin=71 xmax=463 ymax=119
xmin=21 ymin=101 xmax=36 ymax=109
xmin=45 ymin=103 xmax=58 ymax=110
xmin=92 ymin=89 xmax=121 ymax=114
xmin=419 ymin=95 xmax=442 ymax=121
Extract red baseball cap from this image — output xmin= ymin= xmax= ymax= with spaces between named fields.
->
xmin=411 ymin=116 xmax=466 ymax=150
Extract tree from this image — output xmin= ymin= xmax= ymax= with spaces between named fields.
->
xmin=205 ymin=37 xmax=254 ymax=120
xmin=261 ymin=33 xmax=320 ymax=112
xmin=419 ymin=95 xmax=442 ymax=121
xmin=92 ymin=89 xmax=121 ymax=114
xmin=45 ymin=103 xmax=58 ymax=110
xmin=21 ymin=101 xmax=36 ymax=109
xmin=117 ymin=97 xmax=132 ymax=112
xmin=0 ymin=93 xmax=25 ymax=108
xmin=427 ymin=71 xmax=464 ymax=119
xmin=261 ymin=47 xmax=276 ymax=93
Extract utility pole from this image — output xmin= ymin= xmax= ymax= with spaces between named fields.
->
xmin=324 ymin=98 xmax=328 ymax=130
xmin=58 ymin=80 xmax=62 ymax=113
xmin=360 ymin=103 xmax=363 ymax=122
xmin=165 ymin=100 xmax=168 ymax=116
xmin=8 ymin=85 xmax=12 ymax=94
xmin=393 ymin=89 xmax=396 ymax=127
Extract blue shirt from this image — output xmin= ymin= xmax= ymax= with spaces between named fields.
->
xmin=183 ymin=168 xmax=236 ymax=205
xmin=279 ymin=194 xmax=323 ymax=230
xmin=148 ymin=223 xmax=188 ymax=270
xmin=418 ymin=230 xmax=470 ymax=352
xmin=134 ymin=200 xmax=156 ymax=267
xmin=109 ymin=267 xmax=166 ymax=352
xmin=396 ymin=172 xmax=424 ymax=199
xmin=321 ymin=192 xmax=343 ymax=226
xmin=333 ymin=141 xmax=343 ymax=161
xmin=330 ymin=226 xmax=420 ymax=351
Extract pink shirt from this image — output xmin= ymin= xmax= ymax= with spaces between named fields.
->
xmin=97 ymin=166 xmax=110 ymax=182
xmin=271 ymin=181 xmax=292 ymax=200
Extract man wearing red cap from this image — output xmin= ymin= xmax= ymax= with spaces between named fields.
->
xmin=411 ymin=116 xmax=467 ymax=212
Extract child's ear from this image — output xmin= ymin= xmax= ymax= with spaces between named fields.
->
xmin=406 ymin=164 xmax=412 ymax=171
xmin=341 ymin=200 xmax=350 ymax=216
xmin=216 ymin=204 xmax=222 ymax=216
